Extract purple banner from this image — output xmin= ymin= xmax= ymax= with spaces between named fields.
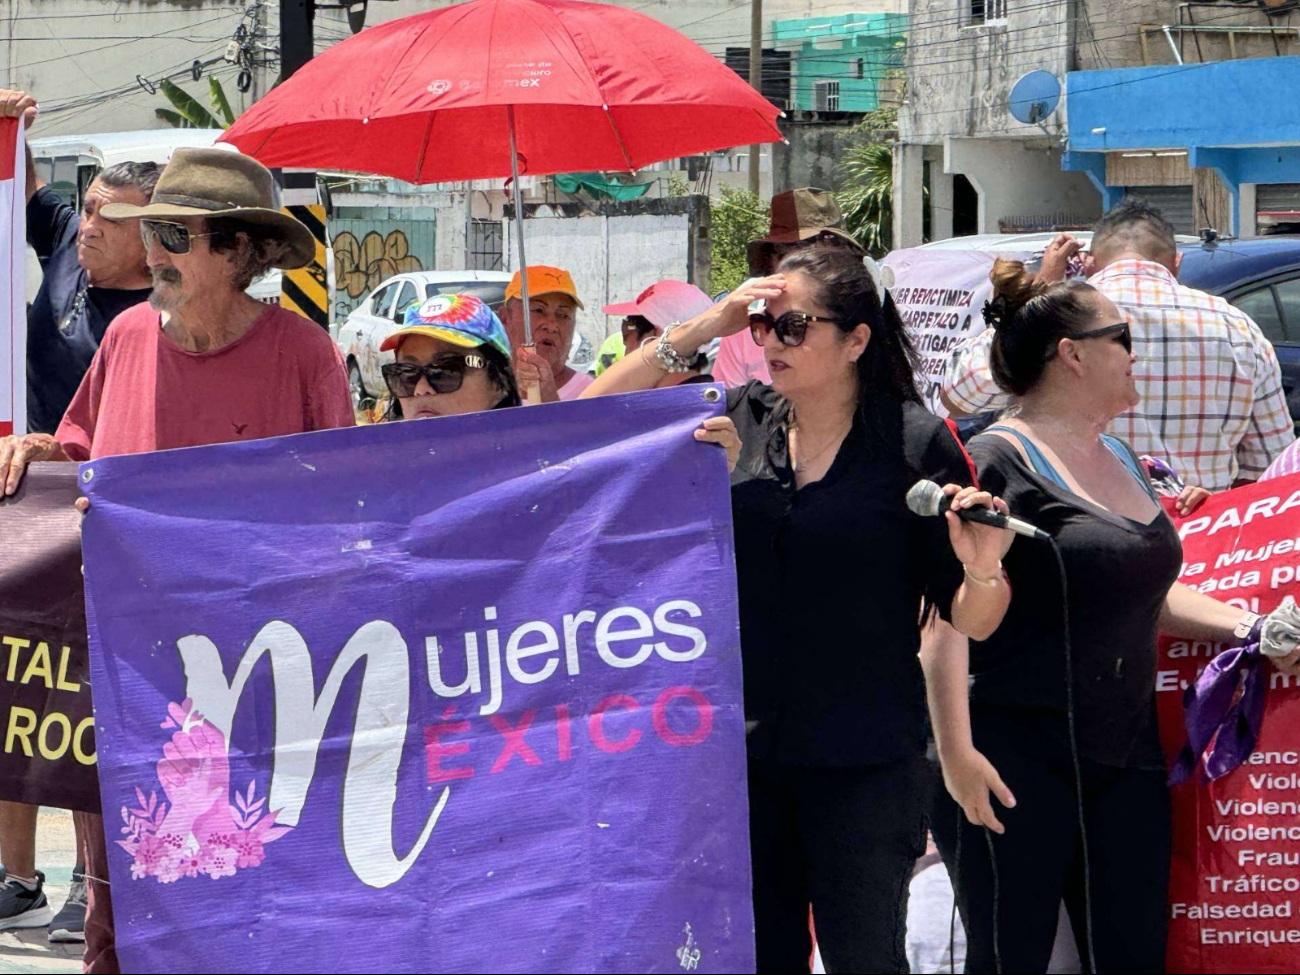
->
xmin=79 ymin=387 xmax=752 ymax=974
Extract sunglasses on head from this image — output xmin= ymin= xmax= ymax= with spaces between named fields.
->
xmin=141 ymin=220 xmax=218 ymax=255
xmin=1065 ymin=321 xmax=1132 ymax=355
xmin=382 ymin=353 xmax=487 ymax=397
xmin=748 ymin=310 xmax=839 ymax=348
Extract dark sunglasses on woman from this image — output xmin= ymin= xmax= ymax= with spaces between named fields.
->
xmin=382 ymin=354 xmax=487 ymax=397
xmin=1066 ymin=321 xmax=1132 ymax=355
xmin=140 ymin=220 xmax=218 ymax=255
xmin=749 ymin=310 xmax=839 ymax=348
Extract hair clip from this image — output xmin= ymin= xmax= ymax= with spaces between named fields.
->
xmin=981 ymin=299 xmax=1001 ymax=328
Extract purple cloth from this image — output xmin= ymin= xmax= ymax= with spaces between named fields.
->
xmin=78 ymin=386 xmax=754 ymax=974
xmin=1169 ymin=641 xmax=1267 ymax=785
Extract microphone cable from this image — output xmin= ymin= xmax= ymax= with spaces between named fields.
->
xmin=1050 ymin=537 xmax=1098 ymax=973
xmin=944 ymin=537 xmax=1098 ymax=974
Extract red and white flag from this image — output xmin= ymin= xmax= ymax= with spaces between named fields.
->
xmin=1 ymin=118 xmax=25 ymax=436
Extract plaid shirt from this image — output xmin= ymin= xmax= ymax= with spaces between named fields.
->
xmin=942 ymin=260 xmax=1295 ymax=491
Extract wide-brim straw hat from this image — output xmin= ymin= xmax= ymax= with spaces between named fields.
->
xmin=100 ymin=147 xmax=314 ymax=269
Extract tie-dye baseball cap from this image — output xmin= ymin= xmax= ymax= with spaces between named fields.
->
xmin=380 ymin=292 xmax=511 ymax=359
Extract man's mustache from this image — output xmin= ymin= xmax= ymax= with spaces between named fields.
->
xmin=152 ymin=267 xmax=182 ymax=285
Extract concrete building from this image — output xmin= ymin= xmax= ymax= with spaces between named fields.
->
xmin=896 ymin=0 xmax=1300 ymax=246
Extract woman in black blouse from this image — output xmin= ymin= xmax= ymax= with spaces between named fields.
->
xmin=927 ymin=260 xmax=1300 ymax=974
xmin=587 ymin=248 xmax=1014 ymax=973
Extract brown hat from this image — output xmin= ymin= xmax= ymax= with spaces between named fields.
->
xmin=99 ymin=147 xmax=314 ymax=269
xmin=747 ymin=187 xmax=862 ymax=270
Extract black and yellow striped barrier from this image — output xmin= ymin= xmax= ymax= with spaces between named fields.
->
xmin=280 ymin=204 xmax=329 ymax=330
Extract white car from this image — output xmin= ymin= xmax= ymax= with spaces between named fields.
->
xmin=335 ymin=270 xmax=513 ymax=407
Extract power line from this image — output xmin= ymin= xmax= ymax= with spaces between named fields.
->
xmin=5 ymin=13 xmax=241 ymax=73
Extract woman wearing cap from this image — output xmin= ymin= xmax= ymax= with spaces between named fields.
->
xmin=499 ymin=266 xmax=591 ymax=402
xmin=595 ymin=280 xmax=715 ymax=381
xmin=378 ymin=293 xmax=520 ymax=419
xmin=586 ymin=247 xmax=1015 ymax=973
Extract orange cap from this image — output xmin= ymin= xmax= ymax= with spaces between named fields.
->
xmin=505 ymin=266 xmax=584 ymax=309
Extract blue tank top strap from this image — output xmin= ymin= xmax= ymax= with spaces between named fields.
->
xmin=1101 ymin=435 xmax=1159 ymax=502
xmin=982 ymin=425 xmax=1070 ymax=490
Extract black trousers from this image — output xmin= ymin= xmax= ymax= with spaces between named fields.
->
xmin=931 ymin=714 xmax=1171 ymax=974
xmin=748 ymin=754 xmax=930 ymax=974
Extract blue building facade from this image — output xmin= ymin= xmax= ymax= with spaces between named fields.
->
xmin=1063 ymin=56 xmax=1300 ymax=236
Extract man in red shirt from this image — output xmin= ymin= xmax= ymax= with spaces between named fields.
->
xmin=0 ymin=147 xmax=353 ymax=973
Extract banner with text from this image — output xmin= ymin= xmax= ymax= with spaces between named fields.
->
xmin=1160 ymin=474 xmax=1300 ymax=973
xmin=80 ymin=386 xmax=752 ymax=974
xmin=2 ymin=117 xmax=26 ymax=436
xmin=0 ymin=464 xmax=97 ymax=812
xmin=882 ymin=248 xmax=1008 ymax=417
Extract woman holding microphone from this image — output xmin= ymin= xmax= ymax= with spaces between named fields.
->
xmin=927 ymin=260 xmax=1300 ymax=974
xmin=587 ymin=247 xmax=1014 ymax=973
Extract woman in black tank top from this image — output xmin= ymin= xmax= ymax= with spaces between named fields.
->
xmin=926 ymin=260 xmax=1300 ymax=974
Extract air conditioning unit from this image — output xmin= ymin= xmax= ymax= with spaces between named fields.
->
xmin=813 ymin=80 xmax=840 ymax=112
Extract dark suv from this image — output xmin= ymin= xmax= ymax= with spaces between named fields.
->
xmin=1178 ymin=235 xmax=1300 ymax=431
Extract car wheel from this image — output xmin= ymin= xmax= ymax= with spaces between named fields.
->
xmin=348 ymin=360 xmax=374 ymax=411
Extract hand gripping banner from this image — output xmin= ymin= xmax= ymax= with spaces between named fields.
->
xmin=79 ymin=386 xmax=753 ymax=974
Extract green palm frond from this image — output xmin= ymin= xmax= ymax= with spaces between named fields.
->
xmin=835 ymin=143 xmax=897 ymax=258
xmin=209 ymin=76 xmax=235 ymax=127
xmin=159 ymin=79 xmax=222 ymax=129
xmin=155 ymin=108 xmax=191 ymax=129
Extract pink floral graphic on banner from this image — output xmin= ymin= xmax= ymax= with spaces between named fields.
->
xmin=117 ymin=700 xmax=290 ymax=883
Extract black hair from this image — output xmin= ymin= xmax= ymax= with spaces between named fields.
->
xmin=749 ymin=230 xmax=863 ymax=277
xmin=97 ymin=160 xmax=161 ymax=201
xmin=622 ymin=315 xmax=655 ymax=340
xmin=775 ymin=246 xmax=922 ymax=418
xmin=1090 ymin=198 xmax=1178 ymax=264
xmin=383 ymin=343 xmax=520 ymax=420
xmin=986 ymin=258 xmax=1102 ymax=396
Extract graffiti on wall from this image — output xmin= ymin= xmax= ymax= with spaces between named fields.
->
xmin=331 ymin=228 xmax=428 ymax=320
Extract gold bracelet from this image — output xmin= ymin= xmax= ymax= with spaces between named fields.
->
xmin=963 ymin=563 xmax=1004 ymax=587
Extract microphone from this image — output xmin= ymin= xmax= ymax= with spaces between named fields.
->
xmin=906 ymin=479 xmax=1050 ymax=541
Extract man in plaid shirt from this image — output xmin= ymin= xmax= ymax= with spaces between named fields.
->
xmin=941 ymin=201 xmax=1294 ymax=491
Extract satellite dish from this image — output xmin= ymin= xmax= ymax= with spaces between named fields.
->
xmin=1008 ymin=71 xmax=1061 ymax=126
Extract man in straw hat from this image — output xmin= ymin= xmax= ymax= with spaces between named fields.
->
xmin=712 ymin=187 xmax=865 ymax=387
xmin=0 ymin=147 xmax=354 ymax=972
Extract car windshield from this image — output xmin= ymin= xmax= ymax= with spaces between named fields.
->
xmin=427 ymin=282 xmax=509 ymax=311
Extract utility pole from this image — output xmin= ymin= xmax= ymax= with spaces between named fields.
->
xmin=748 ymin=0 xmax=762 ymax=196
xmin=280 ymin=0 xmax=315 ymax=82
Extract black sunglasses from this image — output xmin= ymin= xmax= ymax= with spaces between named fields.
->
xmin=382 ymin=354 xmax=487 ymax=397
xmin=1066 ymin=322 xmax=1132 ymax=355
xmin=141 ymin=220 xmax=218 ymax=255
xmin=749 ymin=310 xmax=839 ymax=348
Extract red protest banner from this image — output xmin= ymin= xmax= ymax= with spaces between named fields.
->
xmin=1160 ymin=473 xmax=1300 ymax=972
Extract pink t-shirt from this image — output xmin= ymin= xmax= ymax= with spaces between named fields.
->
xmin=712 ymin=331 xmax=770 ymax=387
xmin=57 ymin=303 xmax=355 ymax=461
xmin=557 ymin=370 xmax=594 ymax=401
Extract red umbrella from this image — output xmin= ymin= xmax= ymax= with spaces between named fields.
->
xmin=221 ymin=0 xmax=783 ymax=386
xmin=221 ymin=0 xmax=782 ymax=183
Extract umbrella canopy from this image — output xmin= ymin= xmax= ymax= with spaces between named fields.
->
xmin=220 ymin=0 xmax=784 ymax=183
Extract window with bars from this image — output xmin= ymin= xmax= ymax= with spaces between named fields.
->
xmin=813 ymin=80 xmax=840 ymax=112
xmin=469 ymin=219 xmax=503 ymax=271
xmin=971 ymin=0 xmax=1008 ymax=25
